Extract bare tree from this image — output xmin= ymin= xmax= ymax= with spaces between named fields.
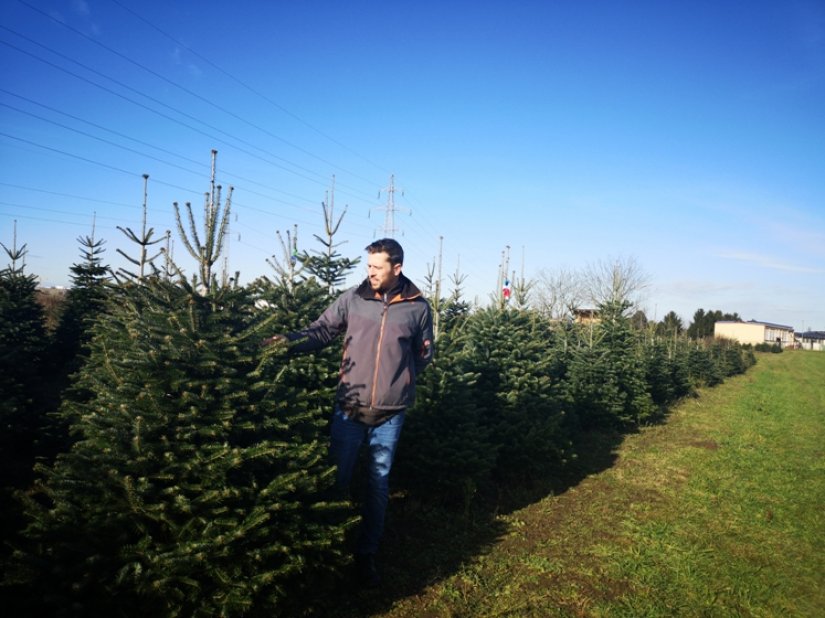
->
xmin=533 ymin=266 xmax=585 ymax=320
xmin=582 ymin=255 xmax=649 ymax=313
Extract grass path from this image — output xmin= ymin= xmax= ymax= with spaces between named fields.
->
xmin=374 ymin=352 xmax=825 ymax=617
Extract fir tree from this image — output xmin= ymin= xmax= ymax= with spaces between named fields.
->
xmin=298 ymin=181 xmax=360 ymax=296
xmin=567 ymin=299 xmax=654 ymax=429
xmin=0 ymin=230 xmax=52 ymax=592
xmin=712 ymin=337 xmax=755 ymax=378
xmin=8 ymin=155 xmax=352 ymax=616
xmin=603 ymin=300 xmax=655 ymax=424
xmin=687 ymin=341 xmax=723 ymax=387
xmin=565 ymin=339 xmax=625 ymax=430
xmin=247 ymin=275 xmax=340 ymax=417
xmin=396 ymin=277 xmax=492 ymax=509
xmin=642 ymin=336 xmax=694 ymax=410
xmin=441 ymin=266 xmax=473 ymax=333
xmin=687 ymin=308 xmax=741 ymax=340
xmin=644 ymin=339 xmax=674 ymax=408
xmin=464 ymin=306 xmax=571 ymax=480
xmin=173 ymin=150 xmax=232 ymax=293
xmin=53 ymin=230 xmax=112 ymax=376
xmin=631 ymin=309 xmax=648 ymax=331
xmin=115 ymin=174 xmax=166 ymax=282
xmin=265 ymin=225 xmax=305 ymax=292
xmin=0 ymin=234 xmax=51 ymax=483
xmin=12 ymin=280 xmax=351 ymax=616
xmin=656 ymin=310 xmax=684 ymax=338
xmin=666 ymin=337 xmax=693 ymax=401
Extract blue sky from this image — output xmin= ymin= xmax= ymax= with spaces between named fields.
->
xmin=2 ymin=0 xmax=824 ymax=330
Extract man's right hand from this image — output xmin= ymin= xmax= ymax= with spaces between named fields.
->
xmin=260 ymin=334 xmax=288 ymax=348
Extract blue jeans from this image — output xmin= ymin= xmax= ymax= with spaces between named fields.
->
xmin=330 ymin=406 xmax=405 ymax=555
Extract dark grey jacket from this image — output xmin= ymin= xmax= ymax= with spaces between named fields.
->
xmin=288 ymin=275 xmax=434 ymax=419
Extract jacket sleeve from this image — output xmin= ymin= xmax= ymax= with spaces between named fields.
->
xmin=287 ymin=291 xmax=349 ymax=353
xmin=414 ymin=300 xmax=435 ymax=373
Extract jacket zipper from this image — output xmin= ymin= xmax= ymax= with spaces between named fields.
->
xmin=369 ymin=293 xmax=389 ymax=408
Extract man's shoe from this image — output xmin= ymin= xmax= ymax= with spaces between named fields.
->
xmin=354 ymin=553 xmax=381 ymax=588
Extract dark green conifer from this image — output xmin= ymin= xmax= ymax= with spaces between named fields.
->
xmin=644 ymin=340 xmax=675 ymax=408
xmin=298 ymin=183 xmax=360 ymax=295
xmin=687 ymin=341 xmax=724 ymax=387
xmin=9 ymin=154 xmax=351 ymax=617
xmin=115 ymin=174 xmax=167 ymax=283
xmin=656 ymin=310 xmax=684 ymax=338
xmin=565 ymin=339 xmax=624 ymax=430
xmin=397 ymin=275 xmax=492 ymax=509
xmin=52 ymin=230 xmax=112 ymax=376
xmin=568 ymin=300 xmax=654 ymax=429
xmin=0 ymin=230 xmax=52 ymax=569
xmin=464 ymin=306 xmax=571 ymax=480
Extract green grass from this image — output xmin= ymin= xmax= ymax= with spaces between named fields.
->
xmin=345 ymin=351 xmax=825 ymax=617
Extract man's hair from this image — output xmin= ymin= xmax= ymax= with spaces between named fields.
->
xmin=365 ymin=238 xmax=404 ymax=266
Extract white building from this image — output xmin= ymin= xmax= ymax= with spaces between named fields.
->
xmin=714 ymin=320 xmax=795 ymax=348
xmin=797 ymin=331 xmax=825 ymax=351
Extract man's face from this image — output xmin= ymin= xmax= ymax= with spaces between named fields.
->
xmin=367 ymin=251 xmax=402 ymax=292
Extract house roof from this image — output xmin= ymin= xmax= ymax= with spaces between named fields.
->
xmin=797 ymin=331 xmax=825 ymax=340
xmin=747 ymin=320 xmax=794 ymax=330
xmin=716 ymin=320 xmax=794 ymax=330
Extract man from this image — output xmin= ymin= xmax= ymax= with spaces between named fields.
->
xmin=262 ymin=238 xmax=434 ymax=587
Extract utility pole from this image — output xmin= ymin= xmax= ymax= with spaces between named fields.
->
xmin=497 ymin=245 xmax=511 ymax=306
xmin=140 ymin=174 xmax=149 ymax=279
xmin=433 ymin=235 xmax=444 ymax=341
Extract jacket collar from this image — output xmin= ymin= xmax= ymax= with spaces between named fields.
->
xmin=356 ymin=273 xmax=422 ymax=303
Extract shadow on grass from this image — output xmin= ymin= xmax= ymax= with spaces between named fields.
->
xmin=307 ymin=428 xmax=626 ymax=617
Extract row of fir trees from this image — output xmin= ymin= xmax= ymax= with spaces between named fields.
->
xmin=1 ymin=169 xmax=757 ymax=617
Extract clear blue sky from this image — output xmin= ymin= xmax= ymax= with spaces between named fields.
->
xmin=2 ymin=0 xmax=824 ymax=330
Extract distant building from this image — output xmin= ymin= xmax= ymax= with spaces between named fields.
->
xmin=796 ymin=331 xmax=825 ymax=351
xmin=714 ymin=320 xmax=795 ymax=348
xmin=572 ymin=307 xmax=600 ymax=325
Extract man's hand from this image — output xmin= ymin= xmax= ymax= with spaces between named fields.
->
xmin=260 ymin=334 xmax=288 ymax=348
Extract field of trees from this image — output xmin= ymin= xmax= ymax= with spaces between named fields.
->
xmin=1 ymin=166 xmax=771 ymax=616
xmin=362 ymin=350 xmax=825 ymax=617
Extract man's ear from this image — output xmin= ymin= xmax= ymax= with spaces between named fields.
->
xmin=393 ymin=263 xmax=403 ymax=276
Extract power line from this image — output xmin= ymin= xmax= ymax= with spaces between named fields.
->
xmin=1 ymin=131 xmax=143 ymax=179
xmin=0 ymin=87 xmax=207 ymax=168
xmin=2 ymin=28 xmax=383 ymax=207
xmin=1 ymin=98 xmax=336 ymax=217
xmin=0 ymin=88 xmax=346 ymax=209
xmin=15 ymin=0 xmax=380 ymax=188
xmin=0 ymin=200 xmax=140 ymax=223
xmin=3 ymin=4 xmax=453 ymax=283
xmin=0 ymin=127 xmax=441 ymax=282
xmin=0 ymin=181 xmax=138 ymax=208
xmin=1 ymin=101 xmax=207 ymax=178
xmin=0 ymin=33 xmax=339 ymax=191
xmin=0 ymin=210 xmax=121 ymax=231
xmin=0 ymin=132 xmax=374 ymax=234
xmin=106 ymin=0 xmax=390 ymax=179
xmin=2 ymin=13 xmax=436 ymax=225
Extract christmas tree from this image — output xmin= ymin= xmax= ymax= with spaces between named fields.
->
xmin=53 ymin=231 xmax=112 ymax=383
xmin=9 ymin=154 xmax=352 ymax=616
xmin=464 ymin=306 xmax=571 ymax=480
xmin=397 ymin=283 xmax=493 ymax=510
xmin=0 ymin=230 xmax=53 ymax=583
